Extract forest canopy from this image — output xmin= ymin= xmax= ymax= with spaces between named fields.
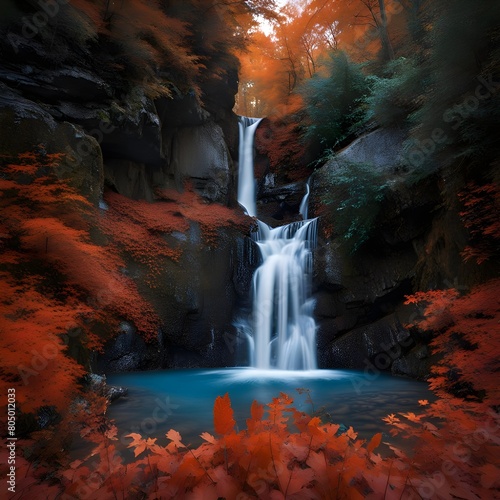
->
xmin=235 ymin=0 xmax=500 ymax=184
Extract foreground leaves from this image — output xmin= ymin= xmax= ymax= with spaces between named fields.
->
xmin=3 ymin=381 xmax=499 ymax=499
xmin=213 ymin=393 xmax=236 ymax=435
xmin=57 ymin=393 xmax=394 ymax=499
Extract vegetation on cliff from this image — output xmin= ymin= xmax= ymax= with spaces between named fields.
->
xmin=0 ymin=0 xmax=276 ymax=102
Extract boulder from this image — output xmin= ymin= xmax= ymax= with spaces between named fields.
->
xmin=257 ymin=181 xmax=308 ymax=224
xmin=0 ymin=64 xmax=112 ymax=103
xmin=97 ymin=91 xmax=163 ymax=166
xmin=320 ymin=313 xmax=413 ymax=369
xmin=104 ymin=159 xmax=155 ymax=202
xmin=96 ymin=223 xmax=254 ymax=371
xmin=85 ymin=374 xmax=128 ymax=401
xmin=95 ymin=327 xmax=165 ymax=373
xmin=334 ymin=126 xmax=407 ymax=171
xmin=391 ymin=345 xmax=436 ymax=380
xmin=164 ymin=122 xmax=232 ymax=204
xmin=156 ymin=93 xmax=210 ymax=128
xmin=155 ymin=224 xmax=246 ymax=367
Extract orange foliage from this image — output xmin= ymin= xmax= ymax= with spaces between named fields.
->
xmin=0 ymin=152 xmax=93 ymax=412
xmin=11 ymin=393 xmax=400 ymax=499
xmin=21 ymin=213 xmax=159 ymax=340
xmin=67 ymin=0 xmax=203 ymax=98
xmin=386 ymin=280 xmax=500 ymax=498
xmin=100 ymin=188 xmax=252 ymax=291
xmin=0 ymin=151 xmax=164 ymax=417
xmin=0 ymin=150 xmax=253 ymax=419
xmin=6 ymin=351 xmax=500 ymax=499
xmin=155 ymin=187 xmax=253 ymax=246
xmin=214 ymin=393 xmax=236 ymax=435
xmin=236 ymin=1 xmax=339 ymax=116
xmin=235 ymin=0 xmax=397 ymax=116
xmin=255 ymin=100 xmax=311 ymax=181
xmin=405 ymin=279 xmax=500 ymax=408
xmin=100 ymin=191 xmax=187 ymax=290
xmin=0 ymin=275 xmax=87 ymax=413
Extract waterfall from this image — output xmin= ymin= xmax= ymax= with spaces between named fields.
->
xmin=237 ymin=117 xmax=262 ymax=217
xmin=237 ymin=116 xmax=318 ymax=370
xmin=251 ymin=219 xmax=318 ymax=370
xmin=299 ymin=177 xmax=311 ymax=220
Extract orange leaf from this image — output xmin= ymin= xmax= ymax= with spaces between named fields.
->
xmin=479 ymin=463 xmax=500 ymax=488
xmin=200 ymin=432 xmax=217 ymax=444
xmin=366 ymin=432 xmax=382 ymax=454
xmin=293 ymin=409 xmax=311 ymax=433
xmin=214 ymin=393 xmax=235 ymax=435
xmin=105 ymin=425 xmax=118 ymax=440
xmin=307 ymin=416 xmax=325 ymax=438
xmin=400 ymin=412 xmax=423 ymax=423
xmin=382 ymin=414 xmax=400 ymax=425
xmin=125 ymin=432 xmax=144 ymax=447
xmin=250 ymin=399 xmax=264 ymax=421
xmin=166 ymin=429 xmax=185 ymax=448
xmin=346 ymin=427 xmax=358 ymax=440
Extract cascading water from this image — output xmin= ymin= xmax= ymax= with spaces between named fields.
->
xmin=237 ymin=116 xmax=318 ymax=370
xmin=237 ymin=117 xmax=262 ymax=217
xmin=299 ymin=177 xmax=311 ymax=220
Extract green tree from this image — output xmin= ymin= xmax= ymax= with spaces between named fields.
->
xmin=301 ymin=51 xmax=369 ymax=150
xmin=365 ymin=56 xmax=422 ymax=127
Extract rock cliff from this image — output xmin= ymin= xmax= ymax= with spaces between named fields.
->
xmin=309 ymin=127 xmax=498 ymax=378
xmin=0 ymin=34 xmax=249 ymax=371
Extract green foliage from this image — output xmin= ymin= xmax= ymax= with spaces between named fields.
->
xmin=365 ymin=56 xmax=423 ymax=127
xmin=321 ymin=160 xmax=389 ymax=252
xmin=301 ymin=51 xmax=369 ymax=150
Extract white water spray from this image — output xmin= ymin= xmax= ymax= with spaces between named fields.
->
xmin=237 ymin=116 xmax=318 ymax=370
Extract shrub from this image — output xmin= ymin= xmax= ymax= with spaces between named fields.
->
xmin=365 ymin=56 xmax=423 ymax=127
xmin=319 ymin=160 xmax=389 ymax=252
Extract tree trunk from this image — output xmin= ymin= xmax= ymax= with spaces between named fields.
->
xmin=378 ymin=0 xmax=395 ymax=60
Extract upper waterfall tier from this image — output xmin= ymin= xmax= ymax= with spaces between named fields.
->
xmin=237 ymin=117 xmax=262 ymax=217
xmin=299 ymin=177 xmax=311 ymax=220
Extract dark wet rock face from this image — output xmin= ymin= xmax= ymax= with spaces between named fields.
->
xmin=0 ymin=55 xmax=240 ymax=203
xmin=94 ymin=225 xmax=257 ymax=372
xmin=0 ymin=83 xmax=103 ymax=205
xmin=309 ymin=127 xmax=460 ymax=379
